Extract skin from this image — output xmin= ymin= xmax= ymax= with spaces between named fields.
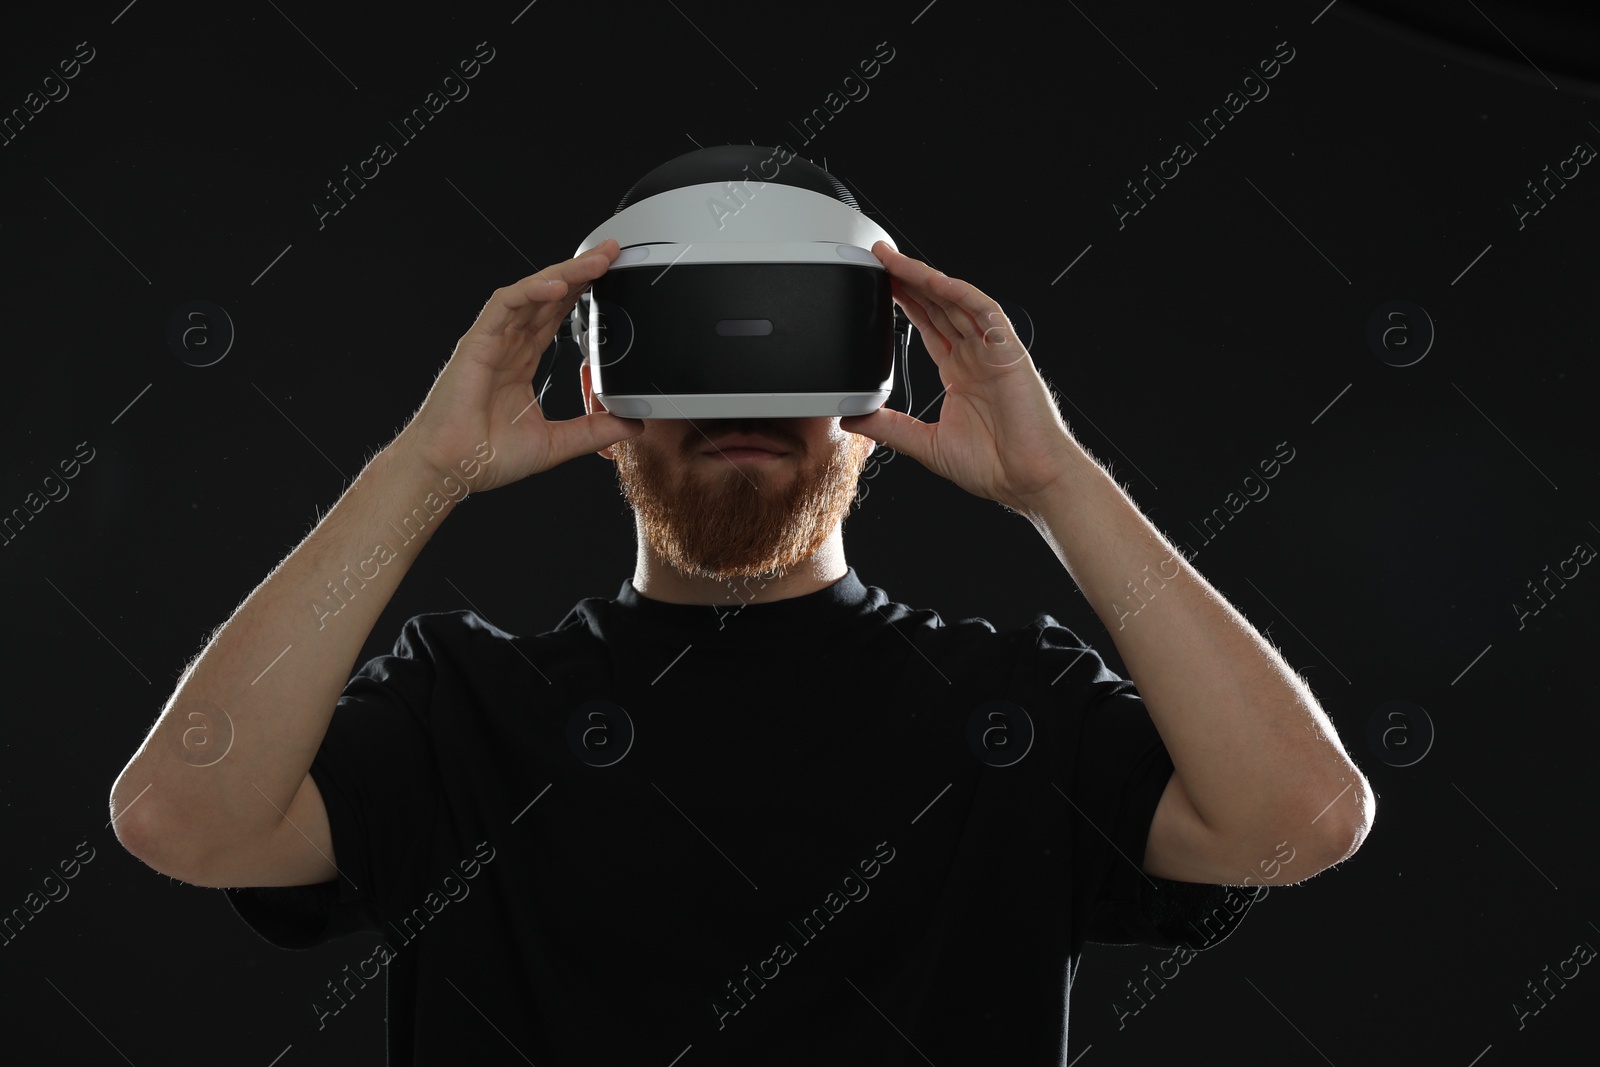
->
xmin=579 ymin=358 xmax=877 ymax=606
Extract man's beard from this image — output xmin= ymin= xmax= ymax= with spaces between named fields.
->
xmin=611 ymin=430 xmax=874 ymax=584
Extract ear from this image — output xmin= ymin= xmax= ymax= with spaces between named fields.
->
xmin=579 ymin=358 xmax=620 ymax=461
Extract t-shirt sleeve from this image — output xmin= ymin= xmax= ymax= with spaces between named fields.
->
xmin=224 ymin=615 xmax=446 ymax=950
xmin=1036 ymin=617 xmax=1254 ymax=952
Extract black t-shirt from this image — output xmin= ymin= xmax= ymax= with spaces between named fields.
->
xmin=227 ymin=567 xmax=1252 ymax=1064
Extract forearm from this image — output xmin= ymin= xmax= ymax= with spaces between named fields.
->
xmin=1020 ymin=444 xmax=1369 ymax=853
xmin=110 ymin=435 xmax=467 ymax=868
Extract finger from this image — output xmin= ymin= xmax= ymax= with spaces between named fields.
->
xmin=576 ymin=237 xmax=622 ymax=261
xmin=520 ymin=271 xmax=591 ymax=339
xmin=924 ymin=305 xmax=963 ymax=354
xmin=873 ymin=241 xmax=948 ymax=296
xmin=888 ymin=267 xmax=977 ymax=346
xmin=473 ymin=245 xmax=617 ymax=340
xmin=514 ymin=242 xmax=618 ymax=306
xmin=520 ymin=241 xmax=621 ymax=330
xmin=876 ymin=243 xmax=953 ymax=315
xmin=877 ymin=243 xmax=996 ymax=343
xmin=889 ymin=278 xmax=934 ymax=334
xmin=510 ymin=244 xmax=631 ymax=374
xmin=911 ymin=287 xmax=966 ymax=356
xmin=889 ymin=278 xmax=946 ymax=357
xmin=544 ymin=409 xmax=645 ymax=469
xmin=842 ymin=403 xmax=936 ymax=473
xmin=917 ymin=278 xmax=986 ymax=343
xmin=923 ymin=272 xmax=1004 ymax=344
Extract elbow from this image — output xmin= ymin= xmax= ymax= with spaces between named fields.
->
xmin=109 ymin=794 xmax=170 ymax=877
xmin=1338 ymin=774 xmax=1377 ymax=861
xmin=1303 ymin=771 xmax=1377 ymax=876
xmin=109 ymin=768 xmax=161 ymax=869
xmin=108 ymin=773 xmax=146 ymax=862
xmin=109 ymin=784 xmax=213 ymax=887
xmin=115 ymin=814 xmax=215 ymax=887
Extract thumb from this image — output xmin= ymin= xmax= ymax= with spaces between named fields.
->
xmin=553 ymin=411 xmax=644 ymax=464
xmin=840 ymin=406 xmax=932 ymax=468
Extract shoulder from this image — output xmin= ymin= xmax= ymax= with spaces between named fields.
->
xmin=865 ymin=594 xmax=1012 ymax=669
xmin=386 ymin=608 xmax=596 ymax=658
xmin=858 ymin=585 xmax=1118 ymax=682
xmin=354 ymin=610 xmax=602 ymax=697
xmin=939 ymin=609 xmax=1130 ymax=696
xmin=1023 ymin=613 xmax=1133 ymax=690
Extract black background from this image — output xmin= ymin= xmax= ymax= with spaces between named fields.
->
xmin=2 ymin=1 xmax=1596 ymax=1063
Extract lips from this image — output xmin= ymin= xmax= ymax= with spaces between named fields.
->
xmin=702 ymin=433 xmax=789 ymax=455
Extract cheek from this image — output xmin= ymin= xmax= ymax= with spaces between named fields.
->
xmin=826 ymin=422 xmax=866 ymax=454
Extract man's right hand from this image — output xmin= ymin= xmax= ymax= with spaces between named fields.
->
xmin=394 ymin=239 xmax=643 ymax=492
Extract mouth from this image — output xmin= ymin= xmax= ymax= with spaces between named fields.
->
xmin=703 ymin=447 xmax=792 ymax=462
xmin=701 ymin=433 xmax=791 ymax=460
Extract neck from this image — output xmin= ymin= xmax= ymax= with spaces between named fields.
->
xmin=630 ymin=530 xmax=849 ymax=605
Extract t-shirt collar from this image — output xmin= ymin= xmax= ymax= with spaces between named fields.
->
xmin=610 ymin=567 xmax=872 ymax=643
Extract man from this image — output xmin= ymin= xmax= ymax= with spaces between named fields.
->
xmin=110 ymin=236 xmax=1374 ymax=1064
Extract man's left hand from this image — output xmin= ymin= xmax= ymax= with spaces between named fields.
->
xmin=840 ymin=243 xmax=1084 ymax=515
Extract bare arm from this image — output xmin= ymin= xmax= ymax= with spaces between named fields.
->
xmin=1021 ymin=452 xmax=1373 ymax=884
xmin=847 ymin=244 xmax=1373 ymax=887
xmin=109 ymin=440 xmax=461 ymax=886
xmin=110 ymin=242 xmax=640 ymax=888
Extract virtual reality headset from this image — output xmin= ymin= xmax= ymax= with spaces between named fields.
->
xmin=571 ymin=145 xmax=911 ymax=420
